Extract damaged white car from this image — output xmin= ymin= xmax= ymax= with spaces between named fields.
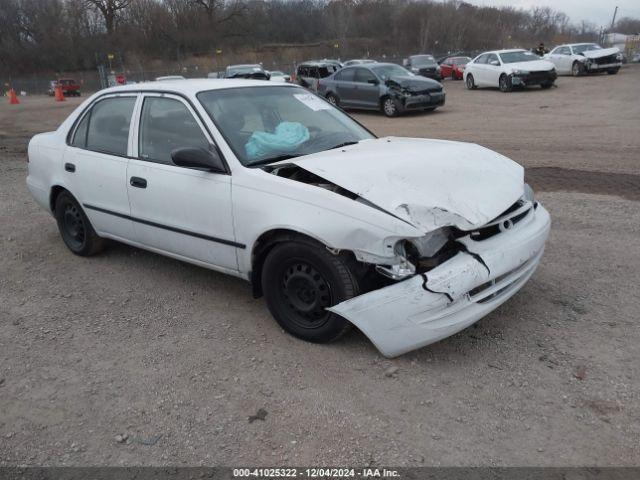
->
xmin=27 ymin=80 xmax=550 ymax=357
xmin=545 ymin=43 xmax=622 ymax=76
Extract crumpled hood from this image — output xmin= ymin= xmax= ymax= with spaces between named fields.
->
xmin=387 ymin=75 xmax=442 ymax=91
xmin=581 ymin=47 xmax=619 ymax=59
xmin=507 ymin=60 xmax=555 ymax=72
xmin=287 ymin=137 xmax=524 ymax=232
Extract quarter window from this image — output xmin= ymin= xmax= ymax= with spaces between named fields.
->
xmin=71 ymin=112 xmax=90 ymax=148
xmin=139 ymin=97 xmax=210 ymax=164
xmin=85 ymin=97 xmax=136 ymax=156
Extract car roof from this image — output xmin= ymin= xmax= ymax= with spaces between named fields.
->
xmin=300 ymin=60 xmax=336 ymax=66
xmin=227 ymin=64 xmax=262 ymax=69
xmin=564 ymin=43 xmax=598 ymax=47
xmin=479 ymin=49 xmax=526 ymax=55
xmin=97 ymin=79 xmax=300 ymax=96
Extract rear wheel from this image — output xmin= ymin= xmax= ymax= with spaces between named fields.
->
xmin=261 ymin=241 xmax=359 ymax=343
xmin=465 ymin=74 xmax=476 ymax=90
xmin=381 ymin=96 xmax=398 ymax=117
xmin=499 ymin=74 xmax=512 ymax=92
xmin=326 ymin=92 xmax=339 ymax=106
xmin=54 ymin=190 xmax=105 ymax=256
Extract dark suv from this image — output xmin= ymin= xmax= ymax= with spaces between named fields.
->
xmin=318 ymin=63 xmax=445 ymax=117
xmin=404 ymin=54 xmax=442 ymax=80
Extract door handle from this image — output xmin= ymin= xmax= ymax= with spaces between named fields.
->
xmin=64 ymin=163 xmax=75 ymax=173
xmin=130 ymin=176 xmax=147 ymax=188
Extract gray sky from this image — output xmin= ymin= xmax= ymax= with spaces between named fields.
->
xmin=460 ymin=0 xmax=640 ymax=27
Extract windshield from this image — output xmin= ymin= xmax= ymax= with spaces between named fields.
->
xmin=198 ymin=86 xmax=374 ymax=166
xmin=371 ymin=64 xmax=412 ymax=80
xmin=572 ymin=44 xmax=602 ymax=54
xmin=411 ymin=55 xmax=436 ymax=66
xmin=499 ymin=50 xmax=539 ymax=64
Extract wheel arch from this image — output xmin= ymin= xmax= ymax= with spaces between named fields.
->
xmin=49 ymin=185 xmax=68 ymax=212
xmin=249 ymin=228 xmax=357 ymax=299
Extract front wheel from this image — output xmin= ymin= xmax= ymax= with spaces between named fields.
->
xmin=607 ymin=68 xmax=619 ymax=75
xmin=465 ymin=74 xmax=476 ymax=90
xmin=499 ymin=74 xmax=512 ymax=92
xmin=572 ymin=61 xmax=584 ymax=77
xmin=54 ymin=190 xmax=105 ymax=256
xmin=540 ymin=82 xmax=553 ymax=89
xmin=381 ymin=97 xmax=399 ymax=117
xmin=261 ymin=241 xmax=359 ymax=343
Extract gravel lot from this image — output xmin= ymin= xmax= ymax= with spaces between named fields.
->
xmin=1 ymin=67 xmax=639 ymax=467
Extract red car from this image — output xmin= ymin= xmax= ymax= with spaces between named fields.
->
xmin=47 ymin=78 xmax=81 ymax=97
xmin=439 ymin=56 xmax=472 ymax=80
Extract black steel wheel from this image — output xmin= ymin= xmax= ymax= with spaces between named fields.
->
xmin=261 ymin=240 xmax=359 ymax=343
xmin=54 ymin=190 xmax=105 ymax=256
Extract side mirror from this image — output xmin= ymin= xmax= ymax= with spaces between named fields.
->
xmin=490 ymin=60 xmax=500 ymax=66
xmin=171 ymin=147 xmax=225 ymax=173
xmin=367 ymin=78 xmax=379 ymax=85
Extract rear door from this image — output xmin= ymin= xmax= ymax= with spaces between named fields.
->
xmin=62 ymin=93 xmax=137 ymax=240
xmin=126 ymin=93 xmax=238 ymax=271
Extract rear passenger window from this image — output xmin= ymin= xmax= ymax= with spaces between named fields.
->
xmin=139 ymin=97 xmax=210 ymax=165
xmin=85 ymin=97 xmax=136 ymax=156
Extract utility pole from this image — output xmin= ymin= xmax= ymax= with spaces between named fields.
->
xmin=610 ymin=6 xmax=618 ymax=32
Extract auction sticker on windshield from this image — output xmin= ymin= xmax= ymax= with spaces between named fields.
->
xmin=294 ymin=93 xmax=332 ymax=111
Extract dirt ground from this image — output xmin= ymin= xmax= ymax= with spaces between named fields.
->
xmin=1 ymin=67 xmax=639 ymax=467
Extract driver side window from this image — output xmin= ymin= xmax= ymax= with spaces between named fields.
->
xmin=139 ymin=97 xmax=210 ymax=165
xmin=354 ymin=68 xmax=376 ymax=83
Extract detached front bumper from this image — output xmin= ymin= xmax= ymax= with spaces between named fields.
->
xmin=329 ymin=204 xmax=551 ymax=357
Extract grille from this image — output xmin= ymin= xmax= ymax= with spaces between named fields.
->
xmin=469 ymin=200 xmax=534 ymax=241
xmin=594 ymin=54 xmax=617 ymax=65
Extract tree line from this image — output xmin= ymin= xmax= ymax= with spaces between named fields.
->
xmin=0 ymin=0 xmax=637 ymax=75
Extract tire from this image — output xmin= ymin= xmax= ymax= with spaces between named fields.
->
xmin=499 ymin=74 xmax=512 ymax=92
xmin=261 ymin=241 xmax=360 ymax=343
xmin=572 ymin=61 xmax=584 ymax=77
xmin=540 ymin=82 xmax=553 ymax=89
xmin=451 ymin=71 xmax=456 ymax=80
xmin=381 ymin=96 xmax=398 ymax=117
xmin=326 ymin=92 xmax=339 ymax=106
xmin=607 ymin=68 xmax=619 ymax=75
xmin=465 ymin=74 xmax=476 ymax=90
xmin=54 ymin=190 xmax=105 ymax=256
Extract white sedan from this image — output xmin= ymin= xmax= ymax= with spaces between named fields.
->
xmin=544 ymin=43 xmax=622 ymax=76
xmin=26 ymin=80 xmax=550 ymax=357
xmin=464 ymin=49 xmax=557 ymax=92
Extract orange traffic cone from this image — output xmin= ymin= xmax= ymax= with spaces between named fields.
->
xmin=54 ymin=85 xmax=65 ymax=102
xmin=8 ymin=88 xmax=20 ymax=105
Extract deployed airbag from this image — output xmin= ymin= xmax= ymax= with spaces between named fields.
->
xmin=245 ymin=122 xmax=309 ymax=160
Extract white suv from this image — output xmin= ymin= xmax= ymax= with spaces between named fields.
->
xmin=27 ymin=80 xmax=550 ymax=357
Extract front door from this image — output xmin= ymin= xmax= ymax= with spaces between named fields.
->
xmin=126 ymin=93 xmax=238 ymax=271
xmin=352 ymin=68 xmax=380 ymax=109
